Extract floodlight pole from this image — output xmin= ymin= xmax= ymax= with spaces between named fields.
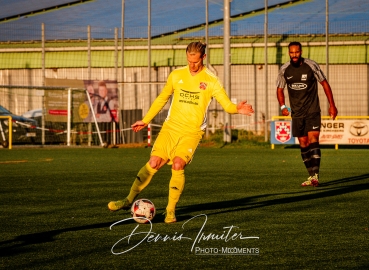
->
xmin=223 ymin=0 xmax=231 ymax=144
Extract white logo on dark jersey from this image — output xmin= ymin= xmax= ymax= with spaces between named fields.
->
xmin=287 ymin=76 xmax=293 ymax=79
xmin=289 ymin=83 xmax=307 ymax=90
xmin=301 ymin=74 xmax=307 ymax=81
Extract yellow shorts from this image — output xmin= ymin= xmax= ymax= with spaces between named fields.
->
xmin=151 ymin=128 xmax=203 ymax=165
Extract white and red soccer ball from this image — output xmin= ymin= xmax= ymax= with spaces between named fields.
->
xmin=130 ymin=199 xmax=156 ymax=224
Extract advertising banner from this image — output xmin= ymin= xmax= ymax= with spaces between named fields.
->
xmin=44 ymin=78 xmax=118 ymax=123
xmin=320 ymin=119 xmax=369 ymax=145
xmin=270 ymin=121 xmax=296 ymax=144
xmin=271 ymin=119 xmax=369 ymax=145
xmin=82 ymin=80 xmax=119 ymax=123
xmin=44 ymin=79 xmax=85 ymax=122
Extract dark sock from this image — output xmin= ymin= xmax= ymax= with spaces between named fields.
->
xmin=309 ymin=142 xmax=321 ymax=175
xmin=301 ymin=146 xmax=314 ymax=176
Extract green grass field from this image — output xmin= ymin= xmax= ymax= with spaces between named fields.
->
xmin=1 ymin=146 xmax=368 ymax=269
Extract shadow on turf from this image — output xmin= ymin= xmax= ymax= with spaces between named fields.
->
xmin=0 ymin=221 xmax=117 ymax=257
xmin=318 ymin=173 xmax=369 ymax=187
xmin=175 ymin=173 xmax=369 ymax=221
xmin=1 ymin=174 xmax=368 ymax=255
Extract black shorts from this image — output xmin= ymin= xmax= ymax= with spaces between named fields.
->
xmin=292 ymin=112 xmax=321 ymax=137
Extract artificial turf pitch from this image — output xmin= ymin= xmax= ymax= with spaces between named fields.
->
xmin=0 ymin=147 xmax=368 ymax=269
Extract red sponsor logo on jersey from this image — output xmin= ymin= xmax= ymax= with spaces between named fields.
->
xmin=275 ymin=121 xmax=291 ymax=143
xmin=199 ymin=82 xmax=207 ymax=90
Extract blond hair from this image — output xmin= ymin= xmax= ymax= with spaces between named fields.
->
xmin=186 ymin=42 xmax=206 ymax=57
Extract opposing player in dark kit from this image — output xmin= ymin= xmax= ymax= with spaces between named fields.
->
xmin=276 ymin=41 xmax=338 ymax=186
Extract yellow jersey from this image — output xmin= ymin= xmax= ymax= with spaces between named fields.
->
xmin=142 ymin=66 xmax=238 ymax=134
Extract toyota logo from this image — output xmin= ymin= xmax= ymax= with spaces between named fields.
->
xmin=349 ymin=122 xmax=368 ymax=136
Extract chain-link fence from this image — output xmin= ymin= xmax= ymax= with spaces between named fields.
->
xmin=0 ymin=21 xmax=368 ymax=146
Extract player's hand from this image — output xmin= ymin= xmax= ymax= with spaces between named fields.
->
xmin=237 ymin=100 xmax=254 ymax=116
xmin=281 ymin=108 xmax=290 ymax=116
xmin=329 ymin=105 xmax=338 ymax=120
xmin=131 ymin=120 xmax=148 ymax=132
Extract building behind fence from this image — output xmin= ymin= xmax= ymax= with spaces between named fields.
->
xmin=0 ymin=20 xmax=368 ymax=146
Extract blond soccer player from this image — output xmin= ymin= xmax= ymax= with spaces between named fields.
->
xmin=108 ymin=42 xmax=254 ymax=223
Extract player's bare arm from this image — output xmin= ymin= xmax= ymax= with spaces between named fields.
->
xmin=131 ymin=120 xmax=148 ymax=132
xmin=320 ymin=80 xmax=338 ymax=120
xmin=277 ymin=87 xmax=290 ymax=116
xmin=236 ymin=100 xmax=254 ymax=116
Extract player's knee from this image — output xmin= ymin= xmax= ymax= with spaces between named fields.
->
xmin=300 ymin=142 xmax=309 ymax=148
xmin=148 ymin=157 xmax=163 ymax=170
xmin=309 ymin=138 xmax=319 ymax=144
xmin=308 ymin=131 xmax=320 ymax=144
xmin=172 ymin=157 xmax=186 ymax=171
xmin=298 ymin=137 xmax=309 ymax=148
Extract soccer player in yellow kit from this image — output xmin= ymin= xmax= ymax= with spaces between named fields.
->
xmin=108 ymin=42 xmax=254 ymax=223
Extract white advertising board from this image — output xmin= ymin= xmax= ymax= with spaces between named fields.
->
xmin=320 ymin=119 xmax=369 ymax=145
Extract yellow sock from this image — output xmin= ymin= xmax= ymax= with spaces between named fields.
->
xmin=127 ymin=162 xmax=157 ymax=202
xmin=166 ymin=169 xmax=185 ymax=211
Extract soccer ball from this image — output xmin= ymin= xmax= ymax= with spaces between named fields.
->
xmin=130 ymin=198 xmax=156 ymax=224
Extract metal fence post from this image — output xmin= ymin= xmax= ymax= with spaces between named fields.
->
xmin=264 ymin=0 xmax=269 ymax=142
xmin=223 ymin=0 xmax=231 ymax=144
xmin=67 ymin=88 xmax=71 ymax=146
xmin=41 ymin=23 xmax=46 ymax=145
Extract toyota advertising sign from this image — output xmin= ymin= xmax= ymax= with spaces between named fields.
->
xmin=271 ymin=119 xmax=369 ymax=146
xmin=319 ymin=120 xmax=369 ymax=145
